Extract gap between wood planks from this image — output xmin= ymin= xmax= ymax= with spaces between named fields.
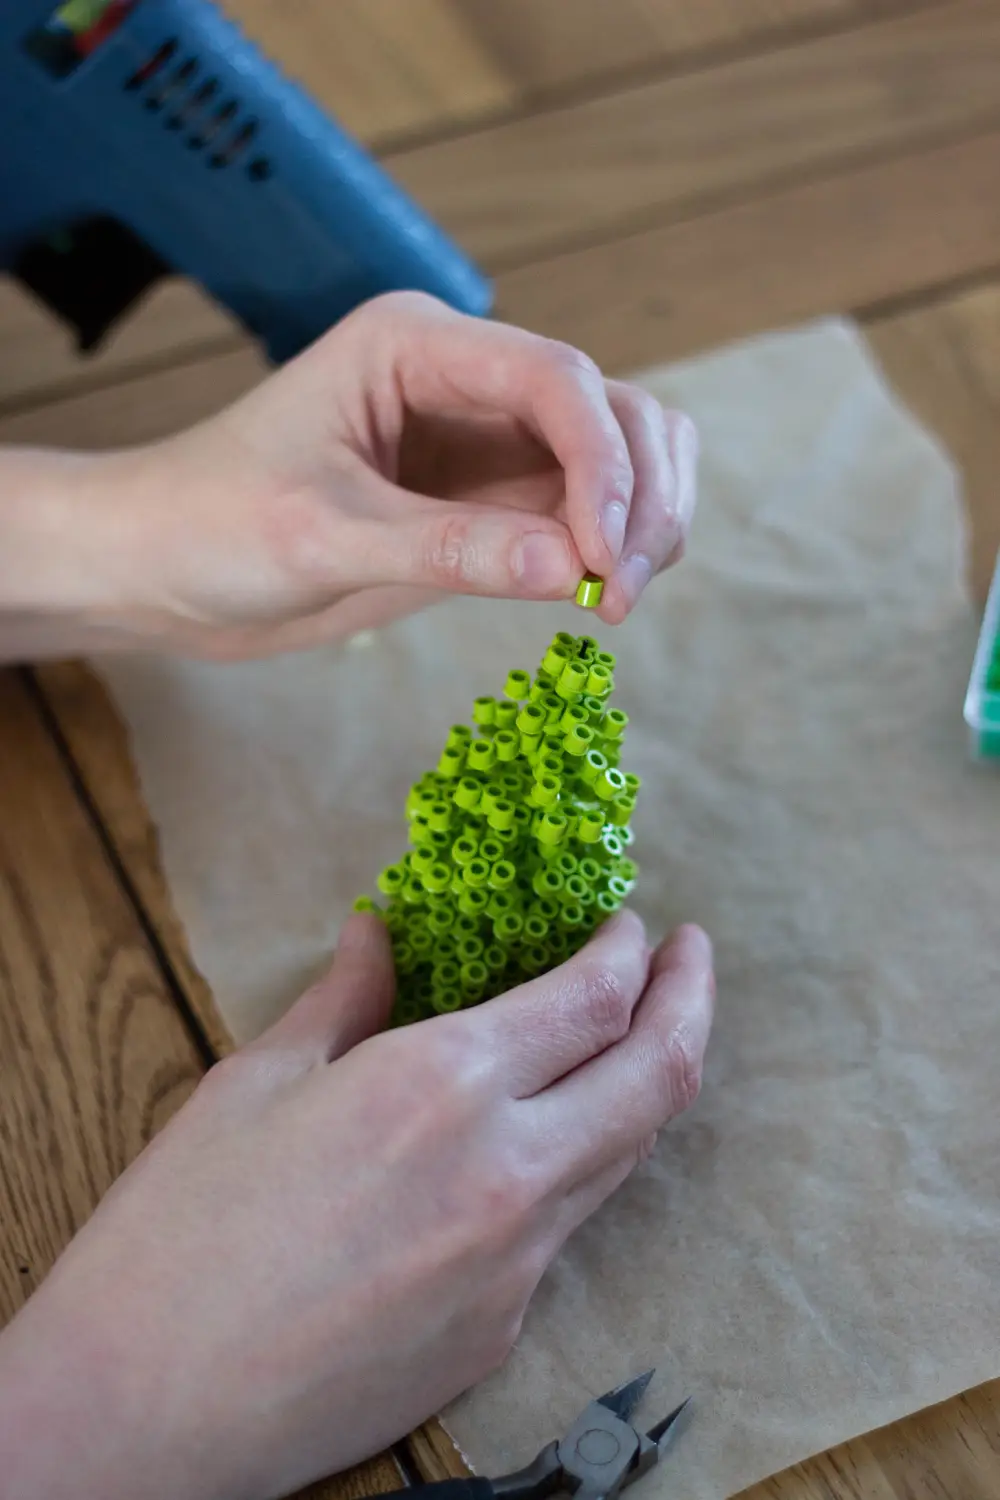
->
xmin=2 ymin=1 xmax=1000 ymax=414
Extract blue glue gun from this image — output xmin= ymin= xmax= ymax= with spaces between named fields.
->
xmin=0 ymin=0 xmax=492 ymax=364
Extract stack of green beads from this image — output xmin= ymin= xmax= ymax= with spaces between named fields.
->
xmin=353 ymin=630 xmax=640 ymax=1026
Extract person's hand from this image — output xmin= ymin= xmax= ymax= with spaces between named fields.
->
xmin=0 ymin=909 xmax=713 ymax=1500
xmin=76 ymin=292 xmax=697 ymax=659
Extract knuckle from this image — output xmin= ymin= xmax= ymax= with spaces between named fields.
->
xmin=575 ymin=953 xmax=641 ymax=1046
xmin=425 ymin=1019 xmax=494 ymax=1101
xmin=474 ymin=1151 xmax=543 ymax=1237
xmin=367 ymin=288 xmax=441 ymax=322
xmin=620 ymin=384 xmax=664 ymax=429
xmin=545 ymin=340 xmax=602 ymax=384
xmin=658 ymin=1028 xmax=703 ymax=1117
xmin=424 ymin=513 xmax=478 ymax=588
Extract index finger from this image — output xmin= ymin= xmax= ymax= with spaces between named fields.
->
xmin=384 ymin=294 xmax=635 ymax=579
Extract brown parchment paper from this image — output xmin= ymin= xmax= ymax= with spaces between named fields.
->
xmin=91 ymin=321 xmax=1000 ymax=1498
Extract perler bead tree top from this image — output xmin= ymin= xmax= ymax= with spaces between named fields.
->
xmin=354 ymin=630 xmax=640 ymax=1027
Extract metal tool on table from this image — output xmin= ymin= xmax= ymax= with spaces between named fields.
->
xmin=385 ymin=1370 xmax=690 ymax=1500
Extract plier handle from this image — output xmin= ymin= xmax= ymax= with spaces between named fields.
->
xmin=379 ymin=1370 xmax=690 ymax=1500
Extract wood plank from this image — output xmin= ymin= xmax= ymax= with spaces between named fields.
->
xmin=865 ymin=280 xmax=1000 ymax=601
xmin=492 ymin=131 xmax=1000 ymax=376
xmin=736 ymin=1379 xmax=1000 ymax=1497
xmin=230 ymin=0 xmax=907 ymax=143
xmin=0 ymin=668 xmax=204 ymax=1323
xmin=388 ymin=0 xmax=1000 ymax=265
xmin=29 ymin=662 xmax=235 ymax=1059
xmin=0 ymin=278 xmax=237 ymax=411
xmin=451 ymin=0 xmax=865 ymax=98
xmin=8 ymin=130 xmax=1000 ymax=461
xmin=0 ymin=345 xmax=265 ymax=449
xmin=0 ymin=667 xmax=404 ymax=1498
xmin=0 ymin=0 xmax=983 ymax=414
xmin=230 ymin=0 xmax=514 ymax=147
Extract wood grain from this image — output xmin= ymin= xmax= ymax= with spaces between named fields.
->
xmin=230 ymin=0 xmax=514 ymax=148
xmin=736 ymin=1379 xmax=1000 ymax=1497
xmin=389 ymin=0 xmax=1000 ymax=266
xmin=30 ymin=662 xmax=234 ymax=1059
xmin=0 ymin=1 xmax=992 ymax=414
xmin=450 ymin=0 xmax=865 ymax=99
xmin=866 ymin=281 xmax=1000 ymax=601
xmin=0 ymin=345 xmax=264 ymax=449
xmin=494 ymin=131 xmax=1000 ymax=383
xmin=0 ymin=670 xmax=204 ymax=1325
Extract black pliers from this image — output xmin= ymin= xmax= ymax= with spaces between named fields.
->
xmin=384 ymin=1370 xmax=689 ymax=1500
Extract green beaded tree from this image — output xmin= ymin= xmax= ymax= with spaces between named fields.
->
xmin=354 ymin=628 xmax=640 ymax=1026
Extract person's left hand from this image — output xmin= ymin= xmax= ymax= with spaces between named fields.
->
xmin=93 ymin=291 xmax=697 ymax=659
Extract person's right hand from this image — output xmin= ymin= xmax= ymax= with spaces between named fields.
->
xmin=0 ymin=909 xmax=714 ymax=1500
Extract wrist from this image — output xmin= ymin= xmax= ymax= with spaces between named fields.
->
xmin=0 ymin=446 xmax=161 ymax=660
xmin=0 ymin=1279 xmax=154 ymax=1500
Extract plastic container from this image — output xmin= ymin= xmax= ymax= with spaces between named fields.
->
xmin=964 ymin=547 xmax=1000 ymax=762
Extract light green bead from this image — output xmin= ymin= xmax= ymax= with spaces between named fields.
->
xmin=529 ymin=774 xmax=561 ymax=808
xmin=377 ymin=863 xmax=406 ymax=896
xmin=453 ymin=777 xmax=482 ymax=812
xmin=437 ymin=746 xmax=465 ymax=778
xmin=542 ymin=642 xmax=571 ymax=677
xmin=451 ymin=834 xmax=478 ymax=866
xmin=556 ymin=660 xmax=589 ymax=699
xmin=467 ymin=739 xmax=496 ymax=773
xmin=486 ymin=797 xmax=516 ymax=832
xmin=422 ymin=861 xmax=452 ymax=893
xmin=504 ymin=669 xmax=531 ymax=701
xmin=576 ymin=809 xmax=605 ymax=843
xmin=460 ymin=959 xmax=489 ymax=992
xmin=576 ymin=574 xmax=604 ymax=608
xmin=494 ymin=729 xmax=519 ymax=762
xmin=564 ymin=723 xmax=595 ymax=757
xmin=608 ymin=795 xmax=635 ymax=827
xmin=596 ymin=767 xmax=628 ymax=801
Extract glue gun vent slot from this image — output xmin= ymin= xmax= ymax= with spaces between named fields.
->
xmin=123 ymin=36 xmax=273 ymax=181
xmin=124 ymin=37 xmax=176 ymax=90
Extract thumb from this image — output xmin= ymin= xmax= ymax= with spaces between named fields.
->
xmin=375 ymin=497 xmax=584 ymax=600
xmin=253 ymin=913 xmax=396 ymax=1067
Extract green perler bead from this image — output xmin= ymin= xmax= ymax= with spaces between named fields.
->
xmin=356 ymin=628 xmax=642 ymax=1026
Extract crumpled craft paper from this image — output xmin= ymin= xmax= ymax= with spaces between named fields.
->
xmin=92 ymin=321 xmax=1000 ymax=1498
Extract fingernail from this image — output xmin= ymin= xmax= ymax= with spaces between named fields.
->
xmin=674 ymin=417 xmax=698 ymax=529
xmin=515 ymin=531 xmax=572 ymax=593
xmin=618 ymin=553 xmax=652 ymax=607
xmin=601 ymin=499 xmax=628 ymax=563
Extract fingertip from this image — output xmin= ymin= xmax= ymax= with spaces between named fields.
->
xmin=338 ymin=910 xmax=392 ymax=958
xmin=590 ymin=906 xmax=646 ymax=949
xmin=663 ymin=921 xmax=712 ymax=957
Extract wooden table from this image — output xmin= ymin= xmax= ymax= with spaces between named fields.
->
xmin=3 ymin=3 xmax=1000 ymax=1495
